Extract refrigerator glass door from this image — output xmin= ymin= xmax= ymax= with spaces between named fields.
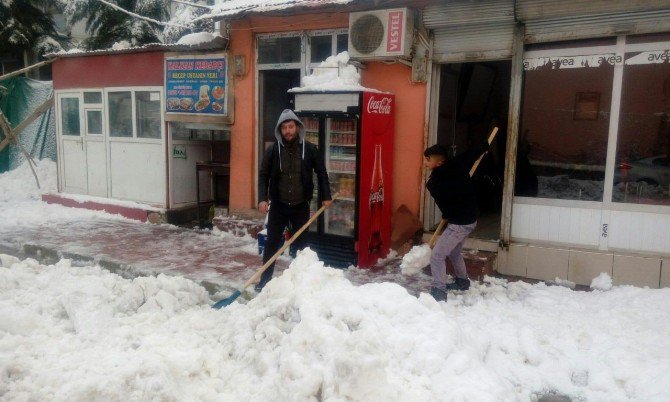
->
xmin=324 ymin=117 xmax=357 ymax=237
xmin=302 ymin=116 xmax=320 ymax=232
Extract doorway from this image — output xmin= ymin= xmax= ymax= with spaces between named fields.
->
xmin=258 ymin=69 xmax=301 ymax=155
xmin=430 ymin=61 xmax=511 ymax=240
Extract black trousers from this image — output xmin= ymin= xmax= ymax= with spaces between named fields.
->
xmin=259 ymin=200 xmax=310 ymax=287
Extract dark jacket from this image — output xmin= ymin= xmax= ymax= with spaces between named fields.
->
xmin=426 ymin=157 xmax=478 ymax=225
xmin=258 ymin=140 xmax=332 ymax=203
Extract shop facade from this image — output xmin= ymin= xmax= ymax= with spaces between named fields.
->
xmin=421 ymin=0 xmax=670 ymax=287
xmin=50 ymin=41 xmax=232 ymax=222
xmin=49 ymin=0 xmax=670 ymax=285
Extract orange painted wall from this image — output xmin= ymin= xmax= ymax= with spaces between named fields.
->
xmin=227 ymin=13 xmax=426 ymax=217
xmin=362 ymin=63 xmax=426 ymax=216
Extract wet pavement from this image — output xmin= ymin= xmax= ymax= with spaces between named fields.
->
xmin=0 ymin=215 xmax=497 ymax=302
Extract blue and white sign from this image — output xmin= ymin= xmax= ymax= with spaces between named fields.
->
xmin=165 ymin=55 xmax=228 ymax=115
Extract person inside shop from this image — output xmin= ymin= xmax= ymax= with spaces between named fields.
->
xmin=257 ymin=109 xmax=332 ymax=291
xmin=423 ymin=144 xmax=478 ymax=302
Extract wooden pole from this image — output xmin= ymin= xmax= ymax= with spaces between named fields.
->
xmin=0 ymin=59 xmax=56 ymax=82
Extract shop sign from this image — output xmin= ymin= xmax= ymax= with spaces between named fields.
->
xmin=625 ymin=50 xmax=670 ymax=65
xmin=165 ymin=55 xmax=228 ymax=116
xmin=172 ymin=145 xmax=187 ymax=159
xmin=523 ymin=54 xmax=622 ymax=70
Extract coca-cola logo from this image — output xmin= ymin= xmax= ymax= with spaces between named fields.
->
xmin=367 ymin=96 xmax=392 ymax=115
xmin=369 ymin=188 xmax=384 ymax=204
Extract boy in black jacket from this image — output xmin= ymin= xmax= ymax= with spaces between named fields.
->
xmin=424 ymin=145 xmax=477 ymax=301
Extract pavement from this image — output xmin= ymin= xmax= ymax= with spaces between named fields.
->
xmin=0 ymin=214 xmax=498 ymax=302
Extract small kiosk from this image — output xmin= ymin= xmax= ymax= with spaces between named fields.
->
xmin=48 ymin=37 xmax=233 ymax=223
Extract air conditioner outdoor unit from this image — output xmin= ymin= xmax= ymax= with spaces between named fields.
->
xmin=348 ymin=8 xmax=414 ymax=60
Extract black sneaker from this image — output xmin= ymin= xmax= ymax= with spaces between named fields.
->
xmin=430 ymin=287 xmax=448 ymax=302
xmin=445 ymin=277 xmax=470 ymax=291
xmin=254 ymin=283 xmax=264 ymax=292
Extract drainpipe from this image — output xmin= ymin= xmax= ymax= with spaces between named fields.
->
xmin=499 ymin=23 xmax=525 ymax=248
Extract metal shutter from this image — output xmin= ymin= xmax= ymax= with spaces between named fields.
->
xmin=517 ymin=0 xmax=670 ymax=43
xmin=423 ymin=0 xmax=515 ymax=62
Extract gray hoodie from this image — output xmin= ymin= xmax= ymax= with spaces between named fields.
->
xmin=274 ymin=109 xmax=306 ymax=171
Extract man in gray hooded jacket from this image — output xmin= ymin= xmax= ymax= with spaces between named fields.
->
xmin=257 ymin=109 xmax=332 ymax=290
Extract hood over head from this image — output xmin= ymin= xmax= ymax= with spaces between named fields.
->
xmin=274 ymin=109 xmax=307 ymax=170
xmin=274 ymin=109 xmax=306 ymax=146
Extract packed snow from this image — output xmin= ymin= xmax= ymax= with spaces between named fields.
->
xmin=290 ymin=52 xmax=382 ymax=93
xmin=2 ymin=160 xmax=670 ymax=400
xmin=2 ymin=249 xmax=670 ymax=400
xmin=400 ymin=244 xmax=431 ymax=275
xmin=177 ymin=32 xmax=219 ymax=46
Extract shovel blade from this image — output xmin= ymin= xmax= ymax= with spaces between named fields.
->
xmin=212 ymin=290 xmax=242 ymax=309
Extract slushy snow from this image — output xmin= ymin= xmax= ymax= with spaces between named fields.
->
xmin=400 ymin=244 xmax=431 ymax=275
xmin=2 ymin=249 xmax=670 ymax=401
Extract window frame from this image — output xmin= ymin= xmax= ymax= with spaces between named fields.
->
xmin=104 ymin=86 xmax=164 ymax=143
xmin=517 ymin=36 xmax=670 ymax=214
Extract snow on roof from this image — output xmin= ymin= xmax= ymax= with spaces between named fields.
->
xmin=45 ymin=35 xmax=227 ymax=59
xmin=289 ymin=51 xmax=383 ymax=93
xmin=176 ymin=32 xmax=217 ymax=46
xmin=199 ymin=0 xmax=354 ymax=21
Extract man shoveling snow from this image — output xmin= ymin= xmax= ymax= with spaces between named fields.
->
xmin=421 ymin=145 xmax=478 ymax=301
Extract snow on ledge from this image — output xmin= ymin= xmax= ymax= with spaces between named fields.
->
xmin=289 ymin=52 xmax=384 ymax=94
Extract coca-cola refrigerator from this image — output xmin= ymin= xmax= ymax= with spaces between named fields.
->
xmin=293 ymin=91 xmax=394 ymax=268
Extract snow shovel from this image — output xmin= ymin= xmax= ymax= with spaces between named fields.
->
xmin=212 ymin=194 xmax=338 ymax=309
xmin=427 ymin=126 xmax=499 ymax=249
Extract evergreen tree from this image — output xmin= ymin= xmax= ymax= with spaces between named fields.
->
xmin=65 ymin=0 xmax=170 ymax=50
xmin=0 ymin=0 xmax=67 ymax=56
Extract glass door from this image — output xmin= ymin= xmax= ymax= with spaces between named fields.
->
xmin=302 ymin=116 xmax=321 ymax=232
xmin=325 ymin=117 xmax=357 ymax=237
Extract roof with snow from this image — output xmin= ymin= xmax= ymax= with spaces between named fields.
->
xmin=45 ymin=35 xmax=228 ymax=59
xmin=200 ymin=0 xmax=356 ymax=20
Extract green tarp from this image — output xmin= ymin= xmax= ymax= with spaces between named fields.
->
xmin=0 ymin=76 xmax=56 ymax=173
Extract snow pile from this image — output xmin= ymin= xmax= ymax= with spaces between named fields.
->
xmin=590 ymin=272 xmax=613 ymax=291
xmin=111 ymin=40 xmax=131 ymax=50
xmin=0 ymin=159 xmax=56 ymax=202
xmin=0 ymin=160 xmax=130 ymax=227
xmin=400 ymin=244 xmax=431 ymax=275
xmin=176 ymin=32 xmax=218 ymax=46
xmin=2 ymin=249 xmax=670 ymax=401
xmin=290 ymin=52 xmax=381 ymax=93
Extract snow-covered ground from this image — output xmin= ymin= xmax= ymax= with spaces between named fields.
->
xmin=1 ymin=161 xmax=670 ymax=401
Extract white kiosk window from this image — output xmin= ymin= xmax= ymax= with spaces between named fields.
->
xmin=60 ymin=98 xmax=80 ymax=136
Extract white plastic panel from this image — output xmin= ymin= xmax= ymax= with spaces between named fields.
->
xmin=110 ymin=142 xmax=165 ymax=205
xmin=294 ymin=93 xmax=359 ymax=113
xmin=609 ymin=210 xmax=670 ymax=254
xmin=85 ymin=141 xmax=107 ymax=197
xmin=511 ymin=203 xmax=601 ymax=247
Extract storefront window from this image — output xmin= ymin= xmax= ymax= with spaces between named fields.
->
xmin=310 ymin=35 xmax=332 ymax=63
xmin=258 ymin=36 xmax=301 ymax=64
xmin=337 ymin=34 xmax=348 ymax=54
xmin=86 ymin=110 xmax=102 ymax=134
xmin=135 ymin=91 xmax=161 ymax=139
xmin=60 ymin=98 xmax=80 ymax=136
xmin=518 ymin=53 xmax=614 ymax=201
xmin=84 ymin=92 xmax=102 ymax=104
xmin=612 ymin=48 xmax=670 ymax=205
xmin=108 ymin=91 xmax=132 ymax=137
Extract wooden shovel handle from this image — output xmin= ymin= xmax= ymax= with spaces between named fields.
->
xmin=244 ymin=194 xmax=338 ymax=289
xmin=428 ymin=126 xmax=499 ymax=249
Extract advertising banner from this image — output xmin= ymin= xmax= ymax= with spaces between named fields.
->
xmin=165 ymin=55 xmax=228 ymax=116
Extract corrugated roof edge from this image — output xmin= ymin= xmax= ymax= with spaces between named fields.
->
xmin=199 ymin=0 xmax=359 ymax=22
xmin=45 ymin=36 xmax=229 ymax=59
